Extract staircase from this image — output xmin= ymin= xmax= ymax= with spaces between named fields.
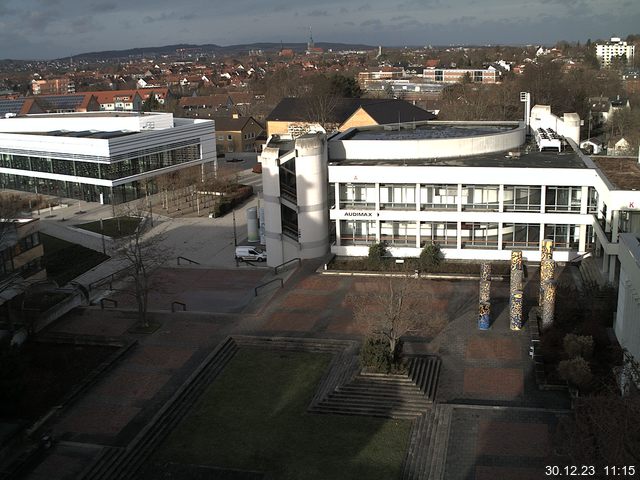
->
xmin=401 ymin=404 xmax=453 ymax=480
xmin=310 ymin=357 xmax=441 ymax=419
xmin=579 ymin=257 xmax=606 ymax=288
xmin=80 ymin=337 xmax=240 ymax=480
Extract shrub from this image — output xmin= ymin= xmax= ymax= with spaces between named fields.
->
xmin=360 ymin=337 xmax=406 ymax=374
xmin=419 ymin=242 xmax=443 ymax=271
xmin=367 ymin=242 xmax=388 ymax=269
xmin=558 ymin=356 xmax=593 ymax=387
xmin=563 ymin=334 xmax=594 ymax=360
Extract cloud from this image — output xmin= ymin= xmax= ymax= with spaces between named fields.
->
xmin=391 ymin=15 xmax=412 ymax=21
xmin=308 ymin=9 xmax=329 ymax=16
xmin=360 ymin=19 xmax=382 ymax=27
xmin=69 ymin=15 xmax=102 ymax=34
xmin=358 ymin=3 xmax=372 ymax=10
xmin=92 ymin=1 xmax=118 ymax=12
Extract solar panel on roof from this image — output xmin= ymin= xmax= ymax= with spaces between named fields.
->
xmin=38 ymin=95 xmax=84 ymax=110
xmin=0 ymin=98 xmax=26 ymax=116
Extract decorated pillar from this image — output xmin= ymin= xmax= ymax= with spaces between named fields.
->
xmin=479 ymin=263 xmax=491 ymax=303
xmin=541 ymin=280 xmax=556 ymax=330
xmin=510 ymin=290 xmax=523 ymax=330
xmin=478 ymin=302 xmax=490 ymax=330
xmin=539 ymin=258 xmax=555 ymax=307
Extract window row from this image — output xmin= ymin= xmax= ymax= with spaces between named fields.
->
xmin=339 ymin=220 xmax=581 ymax=250
xmin=0 ymin=144 xmax=201 ymax=181
xmin=337 ymin=184 xmax=596 ymax=213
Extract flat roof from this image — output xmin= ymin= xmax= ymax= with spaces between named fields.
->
xmin=592 ymin=157 xmax=640 ymax=190
xmin=330 ymin=146 xmax=586 ymax=169
xmin=343 ymin=123 xmax=518 ymax=141
xmin=18 ymin=130 xmax=138 ymax=139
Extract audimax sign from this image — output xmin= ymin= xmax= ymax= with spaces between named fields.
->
xmin=343 ymin=211 xmax=379 ymax=218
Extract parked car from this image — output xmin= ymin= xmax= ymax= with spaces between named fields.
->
xmin=235 ymin=245 xmax=267 ymax=262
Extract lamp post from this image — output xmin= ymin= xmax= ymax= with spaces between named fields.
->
xmin=232 ymin=209 xmax=239 ymax=267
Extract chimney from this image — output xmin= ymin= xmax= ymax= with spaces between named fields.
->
xmin=232 ymin=112 xmax=239 ymax=119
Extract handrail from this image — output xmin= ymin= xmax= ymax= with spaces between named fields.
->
xmin=568 ymin=249 xmax=594 ymax=264
xmin=89 ymin=266 xmax=132 ymax=291
xmin=177 ymin=256 xmax=200 ymax=266
xmin=171 ymin=301 xmax=187 ymax=312
xmin=100 ymin=298 xmax=118 ymax=309
xmin=254 ymin=278 xmax=283 ymax=296
xmin=274 ymin=257 xmax=301 ymax=275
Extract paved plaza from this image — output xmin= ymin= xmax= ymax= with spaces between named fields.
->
xmin=13 ymin=183 xmax=571 ymax=479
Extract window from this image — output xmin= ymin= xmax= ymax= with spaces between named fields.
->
xmin=339 ymin=183 xmax=375 ymax=209
xmin=461 ymin=222 xmax=499 ymax=248
xmin=462 ymin=185 xmax=499 ymax=211
xmin=503 ymin=185 xmax=541 ymax=212
xmin=502 ymin=223 xmax=540 ymax=249
xmin=227 ymin=135 xmax=233 ymax=141
xmin=421 ymin=184 xmax=457 ymax=210
xmin=340 ymin=220 xmax=377 ymax=245
xmin=380 ymin=184 xmax=415 ymax=210
xmin=587 ymin=187 xmax=598 ymax=214
xmin=544 ymin=224 xmax=579 ymax=250
xmin=420 ymin=222 xmax=457 ymax=247
xmin=545 ymin=186 xmax=581 ymax=212
xmin=380 ymin=221 xmax=417 ymax=246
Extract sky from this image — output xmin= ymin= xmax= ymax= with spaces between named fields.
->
xmin=0 ymin=0 xmax=639 ymax=60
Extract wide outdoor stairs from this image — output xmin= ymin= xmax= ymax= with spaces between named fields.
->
xmin=310 ymin=357 xmax=441 ymax=419
xmin=401 ymin=404 xmax=453 ymax=480
xmin=79 ymin=336 xmax=359 ymax=480
xmin=79 ymin=337 xmax=240 ymax=480
xmin=579 ymin=257 xmax=606 ymax=288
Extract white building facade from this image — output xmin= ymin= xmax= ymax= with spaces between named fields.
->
xmin=0 ymin=112 xmax=216 ymax=204
xmin=596 ymin=37 xmax=636 ymax=68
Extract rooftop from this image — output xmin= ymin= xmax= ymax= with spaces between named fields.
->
xmin=592 ymin=157 xmax=640 ymax=190
xmin=19 ymin=130 xmax=137 ymax=139
xmin=343 ymin=123 xmax=517 ymax=141
xmin=330 ymin=146 xmax=586 ymax=169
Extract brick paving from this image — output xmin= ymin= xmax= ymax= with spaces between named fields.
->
xmin=21 ymin=261 xmax=577 ymax=479
xmin=463 ymin=367 xmax=524 ymax=398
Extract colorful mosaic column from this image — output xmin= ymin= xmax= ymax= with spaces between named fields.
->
xmin=539 ymin=258 xmax=556 ymax=307
xmin=509 ymin=251 xmax=524 ymax=331
xmin=478 ymin=263 xmax=491 ymax=330
xmin=510 ymin=291 xmax=523 ymax=330
xmin=479 ymin=263 xmax=491 ymax=303
xmin=478 ymin=302 xmax=491 ymax=330
xmin=541 ymin=280 xmax=556 ymax=330
xmin=541 ymin=238 xmax=554 ymax=261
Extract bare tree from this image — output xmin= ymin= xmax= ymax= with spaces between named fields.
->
xmin=349 ymin=276 xmax=444 ymax=360
xmin=112 ymin=205 xmax=171 ymax=327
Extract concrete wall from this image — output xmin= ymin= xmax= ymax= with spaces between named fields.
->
xmin=615 ymin=233 xmax=640 ymax=361
xmin=330 ymin=124 xmax=525 ymax=160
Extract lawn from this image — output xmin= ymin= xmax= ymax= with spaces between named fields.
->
xmin=41 ymin=233 xmax=110 ymax=285
xmin=150 ymin=349 xmax=412 ymax=480
xmin=75 ymin=216 xmax=141 ymax=238
xmin=0 ymin=341 xmax=119 ymax=421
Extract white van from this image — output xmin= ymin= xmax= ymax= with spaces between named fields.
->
xmin=235 ymin=245 xmax=267 ymax=262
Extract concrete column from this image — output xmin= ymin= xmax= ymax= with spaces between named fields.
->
xmin=510 ymin=291 xmax=523 ymax=330
xmin=335 ymin=218 xmax=341 ymax=247
xmin=457 ymin=184 xmax=463 ymax=212
xmin=498 ymin=184 xmax=505 ymax=212
xmin=580 ymin=186 xmax=589 ymax=215
xmin=540 ymin=185 xmax=546 ymax=213
xmin=415 ymin=183 xmax=421 ymax=212
xmin=497 ymin=222 xmax=504 ymax=251
xmin=602 ymin=253 xmax=610 ymax=276
xmin=375 ymin=182 xmax=380 ymax=210
xmin=578 ymin=224 xmax=587 ymax=253
xmin=457 ymin=221 xmax=462 ymax=250
xmin=609 ymin=255 xmax=617 ymax=284
xmin=611 ymin=210 xmax=620 ymax=243
xmin=334 ymin=182 xmax=340 ymax=210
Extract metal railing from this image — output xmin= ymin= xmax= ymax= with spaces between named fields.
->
xmin=89 ymin=266 xmax=133 ymax=291
xmin=274 ymin=258 xmax=301 ymax=275
xmin=254 ymin=278 xmax=283 ymax=296
xmin=177 ymin=256 xmax=200 ymax=266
